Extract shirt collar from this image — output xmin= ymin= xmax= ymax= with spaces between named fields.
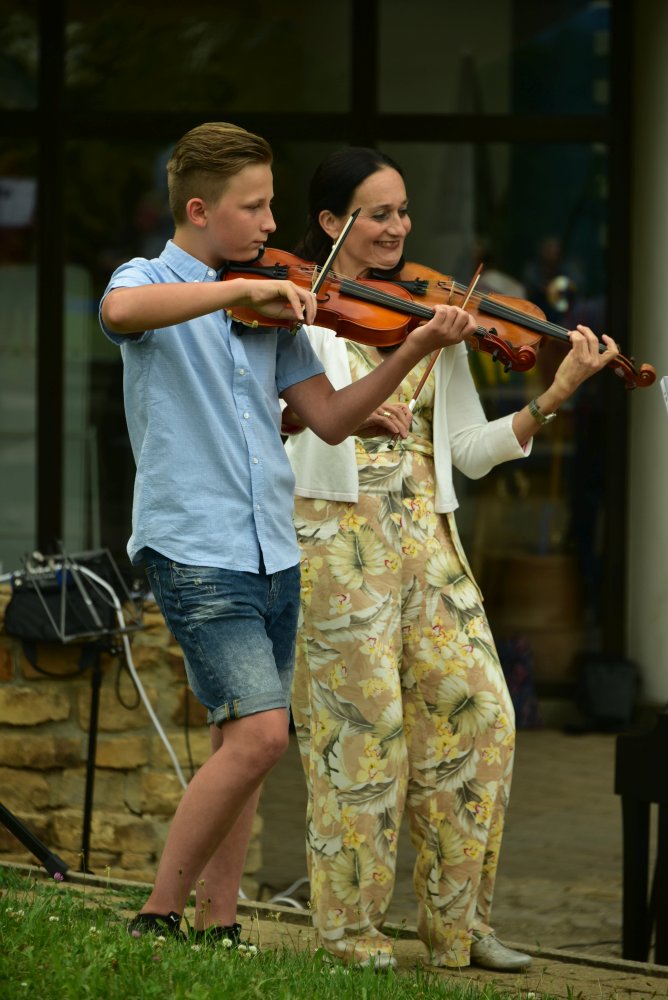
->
xmin=160 ymin=239 xmax=219 ymax=283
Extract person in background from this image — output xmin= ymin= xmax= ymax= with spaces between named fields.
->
xmin=282 ymin=146 xmax=619 ymax=971
xmin=99 ymin=123 xmax=475 ymax=946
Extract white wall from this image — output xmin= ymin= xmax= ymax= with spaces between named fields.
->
xmin=627 ymin=1 xmax=668 ymax=704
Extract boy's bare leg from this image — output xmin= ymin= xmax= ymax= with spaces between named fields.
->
xmin=140 ymin=708 xmax=289 ymax=918
xmin=193 ymin=725 xmax=264 ymax=929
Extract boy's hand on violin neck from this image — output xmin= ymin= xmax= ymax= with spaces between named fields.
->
xmin=236 ymin=278 xmax=318 ymax=324
xmin=551 ymin=325 xmax=621 ymax=398
xmin=410 ymin=304 xmax=476 ymax=355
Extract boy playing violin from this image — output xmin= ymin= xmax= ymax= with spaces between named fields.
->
xmin=99 ymin=121 xmax=476 ymax=943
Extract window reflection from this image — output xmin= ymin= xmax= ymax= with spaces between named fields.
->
xmin=378 ymin=0 xmax=609 ymax=115
xmin=379 ymin=139 xmax=610 ymax=684
xmin=64 ymin=1 xmax=352 ymax=113
xmin=0 ymin=0 xmax=622 ymax=686
xmin=0 ymin=3 xmax=38 ymax=111
xmin=0 ymin=144 xmax=38 ymax=572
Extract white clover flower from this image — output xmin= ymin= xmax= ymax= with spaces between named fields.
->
xmin=89 ymin=926 xmax=99 ymax=935
xmin=221 ymin=937 xmax=233 ymax=950
xmin=48 ymin=915 xmax=60 ymax=922
xmin=246 ymin=945 xmax=258 ymax=956
xmin=190 ymin=944 xmax=202 ymax=952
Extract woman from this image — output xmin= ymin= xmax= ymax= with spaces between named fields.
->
xmin=282 ymin=148 xmax=618 ymax=970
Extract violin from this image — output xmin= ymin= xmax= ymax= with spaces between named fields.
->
xmin=223 ymin=248 xmax=528 ymax=371
xmin=372 ymin=261 xmax=656 ymax=391
xmin=222 ymin=248 xmax=425 ymax=347
xmin=222 ymin=249 xmax=656 ymax=390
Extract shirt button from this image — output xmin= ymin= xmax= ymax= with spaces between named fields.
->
xmin=255 ymin=504 xmax=261 ymax=511
xmin=243 ymin=411 xmax=250 ymax=419
xmin=252 ymin=456 xmax=259 ymax=464
xmin=239 ymin=368 xmax=246 ymax=375
xmin=207 ymin=269 xmax=215 ymax=277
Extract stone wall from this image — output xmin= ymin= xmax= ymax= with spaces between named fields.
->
xmin=0 ymin=584 xmax=262 ymax=891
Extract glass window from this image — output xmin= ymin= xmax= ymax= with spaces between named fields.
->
xmin=378 ymin=0 xmax=609 ymax=115
xmin=64 ymin=0 xmax=352 ymax=113
xmin=62 ymin=137 xmax=177 ymax=564
xmin=0 ymin=2 xmax=38 ymax=111
xmin=0 ymin=142 xmax=38 ymax=573
xmin=381 ymin=139 xmax=611 ymax=685
xmin=9 ymin=0 xmax=619 ymax=687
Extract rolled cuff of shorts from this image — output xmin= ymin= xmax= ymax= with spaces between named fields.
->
xmin=207 ymin=689 xmax=290 ymax=726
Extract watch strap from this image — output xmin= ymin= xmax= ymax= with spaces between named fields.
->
xmin=528 ymin=397 xmax=557 ymax=425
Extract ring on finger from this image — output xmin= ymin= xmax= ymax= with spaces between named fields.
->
xmin=382 ymin=410 xmax=392 ymax=417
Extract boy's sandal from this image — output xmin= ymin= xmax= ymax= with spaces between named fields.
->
xmin=127 ymin=911 xmax=186 ymax=939
xmin=192 ymin=922 xmax=247 ymax=948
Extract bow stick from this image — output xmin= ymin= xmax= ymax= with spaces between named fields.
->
xmin=386 ymin=263 xmax=484 ymax=451
xmin=311 ymin=207 xmax=361 ymax=295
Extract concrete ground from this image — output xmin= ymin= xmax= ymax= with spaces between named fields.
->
xmin=255 ymin=724 xmax=668 ymax=998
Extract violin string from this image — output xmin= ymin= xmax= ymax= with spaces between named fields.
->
xmin=310 ymin=266 xmax=493 ymax=339
xmin=450 ymin=281 xmax=577 ymax=347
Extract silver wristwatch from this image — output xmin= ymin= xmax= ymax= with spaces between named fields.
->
xmin=528 ymin=397 xmax=557 ymax=425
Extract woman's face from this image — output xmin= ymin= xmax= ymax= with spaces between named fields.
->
xmin=321 ymin=166 xmax=411 ymax=278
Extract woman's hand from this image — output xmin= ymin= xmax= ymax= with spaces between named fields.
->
xmin=355 ymin=401 xmax=413 ymax=439
xmin=281 ymin=405 xmax=307 ymax=436
xmin=551 ymin=325 xmax=620 ymax=397
xmin=512 ymin=325 xmax=621 ymax=446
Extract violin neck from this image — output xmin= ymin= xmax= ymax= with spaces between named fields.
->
xmin=340 ymin=277 xmax=433 ymax=322
xmin=471 ymin=291 xmax=572 ymax=346
xmin=225 ymin=260 xmax=290 ymax=280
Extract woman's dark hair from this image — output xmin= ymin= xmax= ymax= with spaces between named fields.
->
xmin=295 ymin=147 xmax=403 ymax=265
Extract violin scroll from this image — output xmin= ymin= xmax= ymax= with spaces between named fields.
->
xmin=609 ymin=356 xmax=656 ymax=390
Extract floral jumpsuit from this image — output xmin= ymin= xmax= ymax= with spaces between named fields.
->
xmin=290 ymin=341 xmax=516 ymax=968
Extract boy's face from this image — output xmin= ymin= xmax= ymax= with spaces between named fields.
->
xmin=197 ymin=162 xmax=277 ymax=265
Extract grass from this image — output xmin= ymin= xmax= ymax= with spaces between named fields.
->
xmin=0 ymin=866 xmax=544 ymax=1000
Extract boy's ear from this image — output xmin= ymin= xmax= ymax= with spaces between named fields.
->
xmin=186 ymin=197 xmax=208 ymax=227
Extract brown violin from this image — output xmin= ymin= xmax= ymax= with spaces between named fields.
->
xmin=374 ymin=261 xmax=656 ymax=391
xmin=222 ymin=248 xmax=533 ymax=372
xmin=222 ymin=249 xmax=656 ymax=390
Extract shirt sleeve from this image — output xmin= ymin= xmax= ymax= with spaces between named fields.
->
xmin=275 ymin=324 xmax=326 ymax=394
xmin=98 ymin=257 xmax=154 ymax=346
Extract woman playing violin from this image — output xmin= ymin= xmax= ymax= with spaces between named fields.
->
xmin=282 ymin=147 xmax=619 ymax=971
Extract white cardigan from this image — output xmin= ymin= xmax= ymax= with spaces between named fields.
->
xmin=285 ymin=327 xmax=531 ymax=513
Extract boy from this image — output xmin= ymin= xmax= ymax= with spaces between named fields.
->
xmin=100 ymin=121 xmax=475 ymax=942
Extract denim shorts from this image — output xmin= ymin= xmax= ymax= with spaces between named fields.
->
xmin=142 ymin=548 xmax=301 ymax=726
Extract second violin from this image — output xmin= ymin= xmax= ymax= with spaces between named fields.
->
xmin=371 ymin=260 xmax=656 ymax=391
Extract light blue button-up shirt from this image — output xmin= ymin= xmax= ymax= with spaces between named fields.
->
xmin=100 ymin=240 xmax=325 ymax=573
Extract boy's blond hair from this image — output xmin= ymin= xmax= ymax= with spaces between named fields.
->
xmin=167 ymin=122 xmax=273 ymax=225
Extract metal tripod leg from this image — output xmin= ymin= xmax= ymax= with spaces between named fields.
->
xmin=0 ymin=802 xmax=69 ymax=878
xmin=80 ymin=643 xmax=104 ymax=873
